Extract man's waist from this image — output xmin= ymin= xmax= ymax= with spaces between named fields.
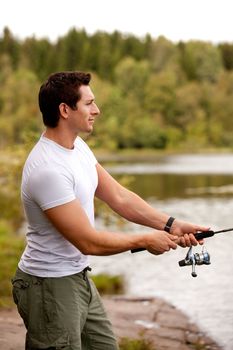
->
xmin=18 ymin=255 xmax=90 ymax=278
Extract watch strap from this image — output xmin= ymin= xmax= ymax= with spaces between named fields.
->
xmin=164 ymin=217 xmax=175 ymax=233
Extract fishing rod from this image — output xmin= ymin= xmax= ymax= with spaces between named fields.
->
xmin=132 ymin=228 xmax=233 ymax=277
xmin=192 ymin=227 xmax=233 ymax=240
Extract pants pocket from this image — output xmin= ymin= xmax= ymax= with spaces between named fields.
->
xmin=26 ymin=332 xmax=70 ymax=349
xmin=12 ymin=277 xmax=29 ymax=326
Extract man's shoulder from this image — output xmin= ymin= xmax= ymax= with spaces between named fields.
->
xmin=24 ymin=136 xmax=64 ymax=168
xmin=23 ymin=141 xmax=70 ymax=181
xmin=74 ymin=136 xmax=89 ymax=149
xmin=74 ymin=137 xmax=97 ymax=164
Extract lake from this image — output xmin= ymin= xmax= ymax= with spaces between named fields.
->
xmin=90 ymin=153 xmax=233 ymax=350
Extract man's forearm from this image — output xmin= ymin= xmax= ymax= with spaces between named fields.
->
xmin=80 ymin=230 xmax=148 ymax=256
xmin=108 ymin=188 xmax=170 ymax=231
xmin=77 ymin=228 xmax=177 ymax=256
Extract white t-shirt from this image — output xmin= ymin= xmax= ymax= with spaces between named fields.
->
xmin=19 ymin=134 xmax=98 ymax=277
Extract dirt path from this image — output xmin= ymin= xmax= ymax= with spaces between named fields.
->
xmin=0 ymin=296 xmax=222 ymax=350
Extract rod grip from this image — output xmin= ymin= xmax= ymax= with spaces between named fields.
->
xmin=131 ymin=231 xmax=214 ymax=253
xmin=131 ymin=247 xmax=146 ymax=253
xmin=195 ymin=230 xmax=214 ymax=240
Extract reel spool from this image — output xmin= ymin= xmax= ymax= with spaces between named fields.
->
xmin=178 ymin=246 xmax=210 ymax=277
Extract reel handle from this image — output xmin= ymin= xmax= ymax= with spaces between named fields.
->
xmin=131 ymin=230 xmax=214 ymax=254
xmin=178 ymin=259 xmax=187 ymax=267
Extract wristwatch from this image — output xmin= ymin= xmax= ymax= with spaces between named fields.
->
xmin=164 ymin=216 xmax=175 ymax=233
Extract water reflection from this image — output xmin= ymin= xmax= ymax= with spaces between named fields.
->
xmin=126 ymin=173 xmax=233 ymax=200
xmin=104 ymin=153 xmax=233 ymax=199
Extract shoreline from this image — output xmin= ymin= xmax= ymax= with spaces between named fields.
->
xmin=0 ymin=296 xmax=222 ymax=350
xmin=94 ymin=148 xmax=233 ymax=163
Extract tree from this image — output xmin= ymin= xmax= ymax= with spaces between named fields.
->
xmin=148 ymin=36 xmax=179 ymax=73
xmin=0 ymin=68 xmax=41 ymax=147
xmin=56 ymin=28 xmax=89 ymax=72
xmin=219 ymin=43 xmax=233 ymax=70
xmin=144 ymin=70 xmax=177 ymax=124
xmin=21 ymin=36 xmax=54 ymax=80
xmin=179 ymin=41 xmax=223 ymax=82
xmin=0 ymin=27 xmax=20 ymax=69
xmin=114 ymin=57 xmax=150 ymax=101
xmin=208 ymin=72 xmax=233 ymax=146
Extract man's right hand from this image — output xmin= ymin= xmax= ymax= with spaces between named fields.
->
xmin=145 ymin=231 xmax=178 ymax=255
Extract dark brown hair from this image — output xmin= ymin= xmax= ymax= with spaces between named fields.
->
xmin=38 ymin=71 xmax=91 ymax=128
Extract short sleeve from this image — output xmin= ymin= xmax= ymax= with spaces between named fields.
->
xmin=28 ymin=165 xmax=76 ymax=210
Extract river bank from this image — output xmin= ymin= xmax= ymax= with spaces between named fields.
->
xmin=94 ymin=148 xmax=233 ymax=163
xmin=0 ymin=296 xmax=221 ymax=350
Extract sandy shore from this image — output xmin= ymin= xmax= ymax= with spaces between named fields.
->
xmin=0 ymin=296 xmax=222 ymax=350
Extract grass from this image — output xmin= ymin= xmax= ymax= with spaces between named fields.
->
xmin=91 ymin=273 xmax=125 ymax=295
xmin=0 ymin=221 xmax=25 ymax=308
xmin=192 ymin=344 xmax=210 ymax=350
xmin=118 ymin=336 xmax=210 ymax=350
xmin=119 ymin=337 xmax=155 ymax=350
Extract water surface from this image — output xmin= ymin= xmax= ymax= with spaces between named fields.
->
xmin=91 ymin=154 xmax=233 ymax=349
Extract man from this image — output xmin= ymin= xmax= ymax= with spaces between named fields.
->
xmin=12 ymin=71 xmax=208 ymax=350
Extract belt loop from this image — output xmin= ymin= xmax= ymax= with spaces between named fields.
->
xmin=82 ymin=266 xmax=92 ymax=280
xmin=84 ymin=266 xmax=92 ymax=272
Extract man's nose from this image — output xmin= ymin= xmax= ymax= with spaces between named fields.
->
xmin=92 ymin=103 xmax=100 ymax=116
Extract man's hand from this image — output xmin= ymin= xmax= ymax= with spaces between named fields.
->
xmin=145 ymin=231 xmax=178 ymax=255
xmin=170 ymin=219 xmax=210 ymax=247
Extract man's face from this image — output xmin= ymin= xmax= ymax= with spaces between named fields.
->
xmin=68 ymin=85 xmax=100 ymax=134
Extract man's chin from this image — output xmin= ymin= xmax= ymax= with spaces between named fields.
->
xmin=82 ymin=127 xmax=93 ymax=136
xmin=87 ymin=127 xmax=93 ymax=134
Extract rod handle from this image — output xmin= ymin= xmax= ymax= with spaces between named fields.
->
xmin=131 ymin=231 xmax=215 ymax=254
xmin=195 ymin=230 xmax=215 ymax=240
xmin=131 ymin=247 xmax=146 ymax=253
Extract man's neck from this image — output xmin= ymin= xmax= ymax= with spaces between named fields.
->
xmin=43 ymin=128 xmax=77 ymax=150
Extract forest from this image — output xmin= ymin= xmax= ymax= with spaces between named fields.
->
xmin=0 ymin=26 xmax=233 ymax=230
xmin=0 ymin=26 xmax=233 ymax=151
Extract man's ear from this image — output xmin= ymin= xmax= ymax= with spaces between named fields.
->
xmin=59 ymin=103 xmax=69 ymax=120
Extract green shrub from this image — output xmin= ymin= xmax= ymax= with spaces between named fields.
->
xmin=91 ymin=273 xmax=125 ymax=295
xmin=119 ymin=337 xmax=155 ymax=350
xmin=192 ymin=343 xmax=209 ymax=350
xmin=0 ymin=221 xmax=25 ymax=307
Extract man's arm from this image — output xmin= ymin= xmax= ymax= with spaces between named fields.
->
xmin=44 ymin=199 xmax=178 ymax=256
xmin=95 ymin=163 xmax=209 ymax=246
xmin=95 ymin=163 xmax=170 ymax=229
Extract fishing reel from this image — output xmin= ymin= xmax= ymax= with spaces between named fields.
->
xmin=178 ymin=246 xmax=210 ymax=277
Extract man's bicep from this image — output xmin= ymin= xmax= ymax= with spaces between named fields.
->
xmin=29 ymin=166 xmax=75 ymax=210
xmin=44 ymin=200 xmax=95 ymax=253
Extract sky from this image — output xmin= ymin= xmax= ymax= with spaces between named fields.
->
xmin=0 ymin=0 xmax=232 ymax=43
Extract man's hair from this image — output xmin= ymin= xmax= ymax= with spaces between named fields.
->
xmin=38 ymin=71 xmax=91 ymax=128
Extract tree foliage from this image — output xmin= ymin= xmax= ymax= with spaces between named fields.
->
xmin=0 ymin=26 xmax=233 ymax=229
xmin=0 ymin=26 xmax=232 ymax=152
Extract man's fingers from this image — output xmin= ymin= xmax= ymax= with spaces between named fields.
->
xmin=169 ymin=234 xmax=178 ymax=241
xmin=196 ymin=226 xmax=210 ymax=232
xmin=189 ymin=233 xmax=198 ymax=246
xmin=178 ymin=237 xmax=186 ymax=247
xmin=168 ymin=234 xmax=178 ymax=250
xmin=183 ymin=233 xmax=195 ymax=247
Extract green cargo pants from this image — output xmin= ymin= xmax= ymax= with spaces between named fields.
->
xmin=12 ymin=267 xmax=118 ymax=350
